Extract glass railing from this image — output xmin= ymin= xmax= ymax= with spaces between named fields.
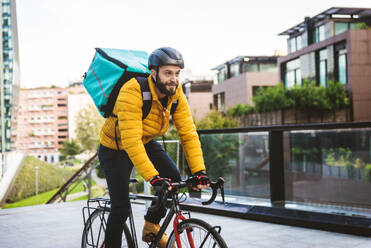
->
xmin=197 ymin=122 xmax=371 ymax=216
xmin=285 ymin=128 xmax=371 ymax=215
xmin=199 ymin=132 xmax=270 ymax=204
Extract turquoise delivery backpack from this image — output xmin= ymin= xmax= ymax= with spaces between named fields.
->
xmin=83 ymin=48 xmax=152 ymax=118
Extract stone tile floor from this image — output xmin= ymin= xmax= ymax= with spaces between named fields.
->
xmin=0 ymin=200 xmax=370 ymax=248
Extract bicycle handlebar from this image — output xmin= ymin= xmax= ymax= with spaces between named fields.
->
xmin=148 ymin=177 xmax=225 ymax=212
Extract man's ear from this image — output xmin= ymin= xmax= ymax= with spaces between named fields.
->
xmin=150 ymin=69 xmax=157 ymax=79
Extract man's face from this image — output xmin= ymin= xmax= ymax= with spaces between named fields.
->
xmin=152 ymin=65 xmax=181 ymax=96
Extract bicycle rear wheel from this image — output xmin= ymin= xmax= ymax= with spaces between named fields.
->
xmin=167 ymin=218 xmax=228 ymax=248
xmin=81 ymin=208 xmax=132 ymax=248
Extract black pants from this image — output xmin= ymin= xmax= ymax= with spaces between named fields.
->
xmin=98 ymin=140 xmax=181 ymax=248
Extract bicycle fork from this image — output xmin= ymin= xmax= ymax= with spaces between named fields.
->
xmin=173 ymin=212 xmax=195 ymax=248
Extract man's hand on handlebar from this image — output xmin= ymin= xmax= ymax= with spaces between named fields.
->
xmin=189 ymin=171 xmax=210 ymax=191
xmin=150 ymin=175 xmax=172 ymax=190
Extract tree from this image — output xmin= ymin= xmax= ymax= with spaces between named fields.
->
xmin=59 ymin=139 xmax=81 ymax=161
xmin=75 ymin=104 xmax=105 ymax=151
xmin=195 ymin=111 xmax=237 ymax=130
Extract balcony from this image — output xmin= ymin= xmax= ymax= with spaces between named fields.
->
xmin=34 ymin=131 xmax=55 ymax=136
xmin=28 ymin=119 xmax=54 ymax=124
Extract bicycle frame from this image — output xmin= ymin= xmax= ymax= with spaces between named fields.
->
xmin=82 ymin=178 xmax=225 ymax=248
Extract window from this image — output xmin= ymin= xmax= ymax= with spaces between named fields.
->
xmin=318 ymin=49 xmax=328 ymax=87
xmin=335 ymin=22 xmax=363 ymax=35
xmin=335 ymin=44 xmax=347 ymax=85
xmin=260 ymin=63 xmax=277 ymax=72
xmin=230 ymin=62 xmax=240 ymax=78
xmin=213 ymin=92 xmax=225 ymax=111
xmin=290 ymin=35 xmax=302 ymax=53
xmin=285 ymin=58 xmax=301 ymax=88
xmin=335 ymin=22 xmax=349 ymax=35
xmin=243 ymin=63 xmax=258 ymax=72
xmin=290 ymin=38 xmax=297 ymax=53
xmin=313 ymin=25 xmax=325 ymax=43
xmin=217 ymin=67 xmax=227 ymax=84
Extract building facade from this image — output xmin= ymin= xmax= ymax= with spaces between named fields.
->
xmin=183 ymin=80 xmax=213 ymax=121
xmin=67 ymin=83 xmax=96 ymax=141
xmin=13 ymin=87 xmax=69 ymax=163
xmin=1 ymin=0 xmax=20 ymax=153
xmin=212 ymin=56 xmax=279 ymax=111
xmin=278 ymin=7 xmax=371 ymax=121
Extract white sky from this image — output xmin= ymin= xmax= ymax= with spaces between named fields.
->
xmin=16 ymin=0 xmax=371 ymax=88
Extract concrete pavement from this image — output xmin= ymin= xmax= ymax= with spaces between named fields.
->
xmin=0 ymin=200 xmax=370 ymax=248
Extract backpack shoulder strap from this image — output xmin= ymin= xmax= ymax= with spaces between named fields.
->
xmin=136 ymin=77 xmax=152 ymax=120
xmin=170 ymin=99 xmax=178 ymax=115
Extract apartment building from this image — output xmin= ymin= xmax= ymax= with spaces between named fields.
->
xmin=212 ymin=56 xmax=279 ymax=111
xmin=1 ymin=0 xmax=20 ymax=153
xmin=278 ymin=7 xmax=371 ymax=121
xmin=13 ymin=87 xmax=69 ymax=163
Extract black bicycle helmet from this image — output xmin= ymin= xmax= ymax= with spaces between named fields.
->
xmin=148 ymin=47 xmax=184 ymax=70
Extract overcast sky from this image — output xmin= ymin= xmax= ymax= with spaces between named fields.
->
xmin=16 ymin=0 xmax=371 ymax=88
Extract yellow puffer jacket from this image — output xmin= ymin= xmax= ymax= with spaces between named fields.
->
xmin=100 ymin=76 xmax=205 ymax=181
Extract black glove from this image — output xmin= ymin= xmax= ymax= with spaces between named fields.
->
xmin=150 ymin=175 xmax=172 ymax=189
xmin=189 ymin=171 xmax=210 ymax=187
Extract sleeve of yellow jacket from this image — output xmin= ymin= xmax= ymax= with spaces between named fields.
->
xmin=173 ymin=89 xmax=206 ymax=174
xmin=115 ymin=78 xmax=159 ymax=181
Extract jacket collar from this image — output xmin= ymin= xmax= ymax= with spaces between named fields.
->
xmin=147 ymin=75 xmax=180 ymax=103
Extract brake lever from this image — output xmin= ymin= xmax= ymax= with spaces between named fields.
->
xmin=201 ymin=177 xmax=225 ymax=205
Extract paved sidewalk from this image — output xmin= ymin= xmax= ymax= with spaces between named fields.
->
xmin=0 ymin=200 xmax=370 ymax=248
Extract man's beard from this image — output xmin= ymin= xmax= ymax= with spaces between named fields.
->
xmin=154 ymin=74 xmax=178 ymax=96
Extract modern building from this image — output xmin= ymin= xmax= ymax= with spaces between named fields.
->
xmin=278 ymin=7 xmax=371 ymax=121
xmin=212 ymin=56 xmax=279 ymax=111
xmin=183 ymin=80 xmax=213 ymax=120
xmin=13 ymin=87 xmax=69 ymax=163
xmin=1 ymin=0 xmax=20 ymax=153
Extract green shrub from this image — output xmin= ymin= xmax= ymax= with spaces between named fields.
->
xmin=195 ymin=111 xmax=237 ymax=130
xmin=228 ymin=81 xmax=349 ymax=116
xmin=253 ymin=84 xmax=290 ymax=113
xmin=326 ymin=81 xmax=349 ymax=110
xmin=6 ymin=156 xmax=74 ymax=203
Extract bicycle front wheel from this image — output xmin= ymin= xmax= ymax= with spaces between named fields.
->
xmin=167 ymin=218 xmax=228 ymax=248
xmin=81 ymin=208 xmax=132 ymax=248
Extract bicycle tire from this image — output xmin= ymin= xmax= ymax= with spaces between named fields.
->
xmin=81 ymin=208 xmax=132 ymax=248
xmin=167 ymin=218 xmax=228 ymax=248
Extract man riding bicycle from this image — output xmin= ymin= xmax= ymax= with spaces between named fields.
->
xmin=98 ymin=47 xmax=210 ymax=248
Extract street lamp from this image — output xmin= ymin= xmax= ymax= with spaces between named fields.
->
xmin=35 ymin=166 xmax=39 ymax=204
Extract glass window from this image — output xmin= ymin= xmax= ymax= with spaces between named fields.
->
xmin=230 ymin=62 xmax=240 ymax=78
xmin=313 ymin=28 xmax=318 ymax=43
xmin=285 ymin=58 xmax=301 ymax=88
xmin=296 ymin=35 xmax=302 ymax=51
xmin=243 ymin=63 xmax=258 ymax=72
xmin=337 ymin=48 xmax=347 ymax=85
xmin=260 ymin=63 xmax=277 ymax=72
xmin=335 ymin=22 xmax=349 ymax=35
xmin=319 ymin=49 xmax=328 ymax=87
xmin=319 ymin=60 xmax=327 ymax=87
xmin=217 ymin=67 xmax=227 ymax=84
xmin=213 ymin=92 xmax=225 ymax=111
xmin=318 ymin=25 xmax=325 ymax=42
xmin=313 ymin=25 xmax=325 ymax=43
xmin=290 ymin=38 xmax=297 ymax=53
